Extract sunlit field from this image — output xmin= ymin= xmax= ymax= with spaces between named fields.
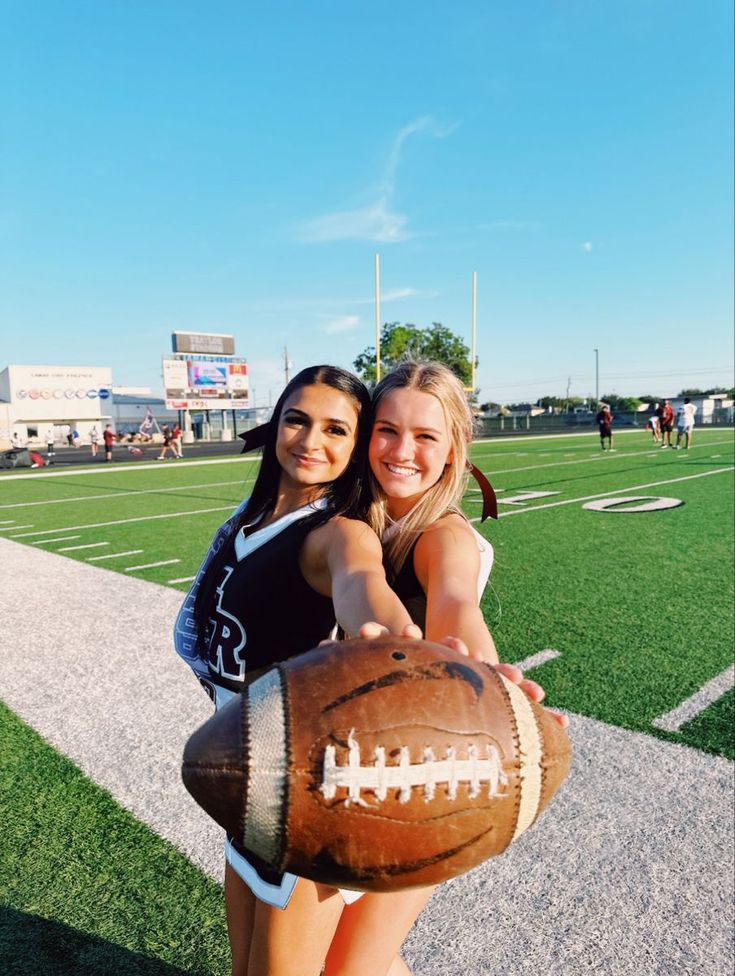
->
xmin=1 ymin=426 xmax=733 ymax=975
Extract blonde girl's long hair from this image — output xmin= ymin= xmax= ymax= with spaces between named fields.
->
xmin=368 ymin=360 xmax=474 ymax=575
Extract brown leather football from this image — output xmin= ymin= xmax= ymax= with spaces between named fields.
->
xmin=182 ymin=636 xmax=571 ymax=891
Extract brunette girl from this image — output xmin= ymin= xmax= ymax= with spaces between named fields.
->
xmin=175 ymin=365 xmax=421 ymax=976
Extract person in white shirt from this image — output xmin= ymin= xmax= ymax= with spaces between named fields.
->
xmin=675 ymin=398 xmax=696 ymax=449
xmin=46 ymin=427 xmax=56 ymax=463
xmin=649 ymin=406 xmax=660 ymax=443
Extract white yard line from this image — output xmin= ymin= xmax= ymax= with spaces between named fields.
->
xmin=652 ymin=665 xmax=735 ymax=732
xmin=0 ymin=479 xmax=247 ymax=510
xmin=32 ymin=535 xmax=82 ymax=544
xmin=0 ymin=524 xmax=34 ymax=531
xmin=514 ymin=648 xmax=562 ymax=671
xmin=168 ymin=575 xmax=196 ymax=584
xmin=8 ymin=504 xmax=235 ymax=539
xmin=469 ymin=440 xmax=734 ymax=479
xmin=88 ymin=549 xmax=144 ymax=561
xmin=0 ymin=455 xmax=260 ymax=481
xmin=470 ymin=467 xmax=734 ymax=522
xmin=125 ymin=559 xmax=181 ymax=572
xmin=57 ymin=541 xmax=110 ymax=552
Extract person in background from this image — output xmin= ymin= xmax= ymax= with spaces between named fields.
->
xmin=595 ymin=403 xmax=615 ymax=451
xmin=171 ymin=423 xmax=183 ymax=458
xmin=46 ymin=427 xmax=56 ymax=464
xmin=659 ymin=399 xmax=675 ymax=448
xmin=103 ymin=424 xmax=115 ymax=462
xmin=157 ymin=425 xmax=177 ymax=460
xmin=675 ymin=398 xmax=697 ymax=450
xmin=648 ymin=404 xmax=660 ymax=443
xmin=89 ymin=425 xmax=100 ymax=457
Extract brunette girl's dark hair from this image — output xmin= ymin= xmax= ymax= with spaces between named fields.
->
xmin=192 ymin=365 xmax=372 ymax=655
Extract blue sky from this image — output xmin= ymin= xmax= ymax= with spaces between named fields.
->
xmin=2 ymin=0 xmax=733 ymax=405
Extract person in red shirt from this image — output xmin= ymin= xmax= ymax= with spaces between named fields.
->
xmin=595 ymin=404 xmax=615 ymax=451
xmin=102 ymin=424 xmax=115 ymax=462
xmin=658 ymin=400 xmax=675 ymax=448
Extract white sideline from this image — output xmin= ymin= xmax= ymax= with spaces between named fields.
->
xmin=0 ymin=537 xmax=732 ymax=976
xmin=0 ymin=455 xmax=260 ymax=481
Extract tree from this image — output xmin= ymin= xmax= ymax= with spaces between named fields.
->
xmin=601 ymin=393 xmax=642 ymax=413
xmin=679 ymin=386 xmax=734 ymax=397
xmin=537 ymin=395 xmax=585 ymax=412
xmin=353 ymin=322 xmax=474 ymax=389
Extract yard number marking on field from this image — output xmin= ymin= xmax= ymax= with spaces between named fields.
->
xmin=583 ymin=496 xmax=684 ymax=513
xmin=469 ymin=466 xmax=734 ymax=522
xmin=652 ymin=665 xmax=735 ymax=733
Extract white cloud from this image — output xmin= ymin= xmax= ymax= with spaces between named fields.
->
xmin=582 ymin=241 xmax=593 ymax=252
xmin=299 ymin=200 xmax=409 ymax=244
xmin=379 ymin=287 xmax=421 ymax=302
xmin=322 ymin=315 xmax=360 ymax=334
xmin=298 ymin=115 xmax=457 ymax=244
xmin=247 ymin=285 xmax=428 ymax=314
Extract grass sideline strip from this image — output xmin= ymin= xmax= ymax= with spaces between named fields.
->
xmin=0 ymin=702 xmax=230 ymax=976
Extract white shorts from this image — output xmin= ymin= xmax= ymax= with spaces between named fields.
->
xmin=226 ymin=837 xmax=364 ymax=910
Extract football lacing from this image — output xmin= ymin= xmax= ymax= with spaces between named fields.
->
xmin=320 ymin=729 xmax=509 ymax=807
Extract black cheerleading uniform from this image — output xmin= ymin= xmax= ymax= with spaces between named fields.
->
xmin=174 ymin=499 xmax=364 ymax=909
xmin=386 ymin=539 xmax=427 ymax=632
xmin=382 ymin=518 xmax=495 ymax=633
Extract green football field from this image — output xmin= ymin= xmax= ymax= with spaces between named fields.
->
xmin=1 ymin=427 xmax=733 ymax=756
xmin=1 ymin=427 xmax=733 ymax=975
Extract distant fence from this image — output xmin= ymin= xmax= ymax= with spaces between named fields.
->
xmin=475 ymin=409 xmax=734 ymax=439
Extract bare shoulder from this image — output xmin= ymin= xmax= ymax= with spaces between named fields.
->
xmin=305 ymin=516 xmax=382 ymax=561
xmin=415 ymin=512 xmax=477 ymax=557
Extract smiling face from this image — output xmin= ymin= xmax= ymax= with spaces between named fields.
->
xmin=275 ymin=382 xmax=360 ymax=502
xmin=369 ymin=387 xmax=453 ymax=518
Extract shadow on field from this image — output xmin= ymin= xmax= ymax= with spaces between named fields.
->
xmin=0 ymin=908 xmax=209 ymax=976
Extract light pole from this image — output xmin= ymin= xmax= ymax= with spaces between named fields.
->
xmin=594 ymin=348 xmax=599 ymax=406
xmin=375 ymin=253 xmax=381 ymax=383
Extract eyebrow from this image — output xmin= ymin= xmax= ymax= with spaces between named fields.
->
xmin=284 ymin=407 xmax=353 ymax=431
xmin=374 ymin=415 xmax=443 ymax=435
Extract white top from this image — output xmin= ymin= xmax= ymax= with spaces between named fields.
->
xmin=677 ymin=402 xmax=696 ymax=427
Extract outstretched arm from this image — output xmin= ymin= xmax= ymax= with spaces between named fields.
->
xmin=304 ymin=518 xmax=420 ymax=639
xmin=415 ymin=519 xmax=499 ymax=663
